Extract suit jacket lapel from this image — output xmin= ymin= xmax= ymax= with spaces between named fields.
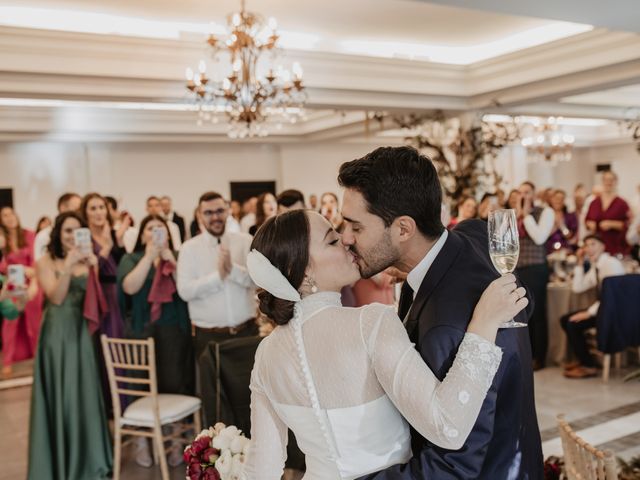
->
xmin=405 ymin=230 xmax=464 ymax=340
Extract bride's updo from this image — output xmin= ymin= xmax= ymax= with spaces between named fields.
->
xmin=251 ymin=210 xmax=310 ymax=325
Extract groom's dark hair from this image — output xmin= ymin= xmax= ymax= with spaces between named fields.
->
xmin=338 ymin=146 xmax=444 ymax=239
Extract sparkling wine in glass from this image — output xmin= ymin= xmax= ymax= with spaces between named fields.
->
xmin=488 ymin=209 xmax=527 ymax=328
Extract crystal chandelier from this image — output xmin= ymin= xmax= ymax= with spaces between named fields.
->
xmin=521 ymin=117 xmax=575 ymax=164
xmin=184 ymin=0 xmax=307 ymax=138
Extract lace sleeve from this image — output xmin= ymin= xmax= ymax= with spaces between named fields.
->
xmin=362 ymin=305 xmax=502 ymax=450
xmin=244 ymin=347 xmax=288 ymax=480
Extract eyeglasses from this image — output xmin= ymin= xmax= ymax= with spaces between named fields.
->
xmin=201 ymin=208 xmax=228 ymax=217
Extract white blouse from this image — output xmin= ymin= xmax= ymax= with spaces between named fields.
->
xmin=245 ymin=291 xmax=502 ymax=480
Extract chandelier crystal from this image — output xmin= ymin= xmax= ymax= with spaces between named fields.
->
xmin=184 ymin=0 xmax=307 ymax=138
xmin=521 ymin=117 xmax=575 ymax=164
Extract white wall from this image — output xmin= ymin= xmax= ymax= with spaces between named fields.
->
xmin=0 ymin=140 xmax=387 ymax=228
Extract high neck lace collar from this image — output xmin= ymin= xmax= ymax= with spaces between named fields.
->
xmin=295 ymin=291 xmax=342 ymax=323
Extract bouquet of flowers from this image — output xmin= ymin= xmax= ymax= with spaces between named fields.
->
xmin=184 ymin=422 xmax=250 ymax=480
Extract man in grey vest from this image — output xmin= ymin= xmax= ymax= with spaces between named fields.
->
xmin=516 ymin=181 xmax=555 ymax=370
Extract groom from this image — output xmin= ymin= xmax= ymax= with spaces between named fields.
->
xmin=339 ymin=146 xmax=543 ymax=479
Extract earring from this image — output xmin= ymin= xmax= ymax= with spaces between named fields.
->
xmin=304 ymin=276 xmax=318 ymax=294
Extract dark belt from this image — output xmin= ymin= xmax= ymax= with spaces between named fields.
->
xmin=195 ymin=318 xmax=255 ymax=335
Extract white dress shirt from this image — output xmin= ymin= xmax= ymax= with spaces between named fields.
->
xmin=626 ymin=213 xmax=640 ymax=246
xmin=176 ymin=229 xmax=256 ymax=328
xmin=406 ymin=230 xmax=449 ymax=299
xmin=34 ymin=225 xmax=52 ymax=261
xmin=123 ymin=221 xmax=182 ymax=253
xmin=572 ymin=252 xmax=625 ymax=317
xmin=523 ymin=206 xmax=555 ymax=246
xmin=240 ymin=213 xmax=256 ymax=234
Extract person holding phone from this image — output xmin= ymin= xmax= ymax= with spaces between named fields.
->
xmin=28 ymin=211 xmax=112 ymax=479
xmin=117 ymin=214 xmax=193 ymax=467
xmin=0 ymin=207 xmax=42 ymax=377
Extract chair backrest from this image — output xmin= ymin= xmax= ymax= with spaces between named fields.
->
xmin=100 ymin=335 xmax=158 ymax=419
xmin=597 ymin=274 xmax=640 ymax=354
xmin=557 ymin=414 xmax=618 ymax=480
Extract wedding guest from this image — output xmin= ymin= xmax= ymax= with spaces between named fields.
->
xmin=80 ymin=193 xmax=126 ymax=339
xmin=573 ymin=184 xmax=587 ymax=215
xmin=496 ymin=188 xmax=506 ymax=208
xmin=627 ymin=212 xmax=640 ymax=261
xmin=561 ymin=235 xmax=625 ymax=378
xmin=34 ymin=192 xmax=82 ymax=261
xmin=118 ymin=214 xmax=193 ymax=467
xmin=249 ymin=192 xmax=277 ymax=236
xmin=240 ymin=197 xmax=258 ymax=234
xmin=0 ymin=207 xmax=42 ymax=377
xmin=448 ymin=195 xmax=477 ymax=228
xmin=516 ymin=181 xmax=555 ymax=370
xmin=226 ymin=201 xmax=241 ymax=234
xmin=124 ymin=196 xmax=182 ymax=252
xmin=230 ymin=200 xmax=242 ymax=222
xmin=308 ymin=193 xmax=318 ymax=210
xmin=35 ymin=216 xmax=52 ymax=234
xmin=177 ymin=191 xmax=256 ymax=363
xmin=160 ymin=195 xmax=186 ymax=242
xmin=28 ymin=212 xmax=112 ymax=479
xmin=320 ymin=192 xmax=343 ymax=229
xmin=477 ymin=193 xmax=499 ymax=220
xmin=277 ymin=189 xmax=306 ymax=213
xmin=585 ymin=171 xmax=631 ymax=256
xmin=352 ymin=272 xmax=395 ymax=307
xmin=546 ymin=189 xmax=579 ymax=253
xmin=190 ymin=206 xmax=202 ymax=238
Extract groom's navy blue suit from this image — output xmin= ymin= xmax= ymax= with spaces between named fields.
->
xmin=360 ymin=219 xmax=543 ymax=480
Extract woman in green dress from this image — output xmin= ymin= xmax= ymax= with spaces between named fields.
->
xmin=118 ymin=214 xmax=194 ymax=466
xmin=28 ymin=212 xmax=112 ymax=480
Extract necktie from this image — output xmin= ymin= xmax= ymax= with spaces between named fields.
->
xmin=398 ymin=281 xmax=414 ymax=324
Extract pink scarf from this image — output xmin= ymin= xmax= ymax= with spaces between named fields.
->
xmin=147 ymin=260 xmax=176 ymax=322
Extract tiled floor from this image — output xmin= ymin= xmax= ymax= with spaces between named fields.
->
xmin=2 ymin=366 xmax=640 ymax=479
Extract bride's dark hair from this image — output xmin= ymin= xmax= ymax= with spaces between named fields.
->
xmin=251 ymin=210 xmax=310 ymax=325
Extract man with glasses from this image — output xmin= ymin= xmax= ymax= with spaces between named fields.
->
xmin=177 ymin=191 xmax=257 ymax=361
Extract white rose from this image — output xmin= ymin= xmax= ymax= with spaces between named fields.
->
xmin=212 ymin=433 xmax=232 ymax=451
xmin=215 ymin=449 xmax=233 ymax=477
xmin=229 ymin=435 xmax=249 ymax=455
xmin=230 ymin=454 xmax=245 ymax=479
xmin=221 ymin=425 xmax=240 ymax=438
xmin=213 ymin=422 xmax=226 ymax=434
xmin=242 ymin=439 xmax=252 ymax=456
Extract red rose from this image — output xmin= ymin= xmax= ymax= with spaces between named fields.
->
xmin=203 ymin=467 xmax=221 ymax=480
xmin=187 ymin=461 xmax=202 ymax=480
xmin=202 ymin=448 xmax=219 ymax=464
xmin=192 ymin=436 xmax=211 ymax=456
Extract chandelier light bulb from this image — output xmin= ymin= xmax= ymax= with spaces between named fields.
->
xmin=185 ymin=67 xmax=194 ymax=81
xmin=199 ymin=60 xmax=207 ymax=73
xmin=268 ymin=17 xmax=278 ymax=31
xmin=223 ymin=78 xmax=231 ymax=90
xmin=232 ymin=13 xmax=241 ymax=27
xmin=281 ymin=69 xmax=291 ymax=83
xmin=232 ymin=58 xmax=242 ymax=72
xmin=292 ymin=62 xmax=303 ymax=79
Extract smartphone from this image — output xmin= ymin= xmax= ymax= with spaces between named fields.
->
xmin=152 ymin=226 xmax=167 ymax=248
xmin=74 ymin=227 xmax=92 ymax=255
xmin=7 ymin=264 xmax=25 ymax=287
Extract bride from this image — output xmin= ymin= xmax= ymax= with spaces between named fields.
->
xmin=244 ymin=210 xmax=528 ymax=479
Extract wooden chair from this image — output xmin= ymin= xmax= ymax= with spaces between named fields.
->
xmin=557 ymin=414 xmax=618 ymax=479
xmin=101 ymin=335 xmax=201 ymax=480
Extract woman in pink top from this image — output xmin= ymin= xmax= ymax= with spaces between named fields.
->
xmin=585 ymin=171 xmax=631 ymax=256
xmin=0 ymin=207 xmax=43 ymax=377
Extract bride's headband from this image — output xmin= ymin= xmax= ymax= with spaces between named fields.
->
xmin=246 ymin=249 xmax=302 ymax=302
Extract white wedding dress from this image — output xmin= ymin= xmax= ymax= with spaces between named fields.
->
xmin=244 ymin=292 xmax=502 ymax=480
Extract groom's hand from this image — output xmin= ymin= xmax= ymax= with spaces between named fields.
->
xmin=385 ymin=266 xmax=407 ymax=283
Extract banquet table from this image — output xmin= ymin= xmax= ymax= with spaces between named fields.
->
xmin=546 ymin=282 xmax=598 ymax=366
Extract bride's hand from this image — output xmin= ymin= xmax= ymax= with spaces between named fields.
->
xmin=467 ymin=274 xmax=528 ymax=343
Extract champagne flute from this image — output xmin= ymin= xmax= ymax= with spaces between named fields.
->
xmin=488 ymin=209 xmax=527 ymax=328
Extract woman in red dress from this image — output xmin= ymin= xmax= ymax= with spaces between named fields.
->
xmin=0 ymin=207 xmax=43 ymax=377
xmin=585 ymin=171 xmax=631 ymax=256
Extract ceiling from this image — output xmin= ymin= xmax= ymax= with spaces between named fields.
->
xmin=0 ymin=0 xmax=638 ymax=143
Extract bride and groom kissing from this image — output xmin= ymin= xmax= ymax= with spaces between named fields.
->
xmin=244 ymin=146 xmax=544 ymax=479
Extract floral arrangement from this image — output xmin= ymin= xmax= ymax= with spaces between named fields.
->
xmin=184 ymin=423 xmax=250 ymax=480
xmin=543 ymin=455 xmax=564 ymax=479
